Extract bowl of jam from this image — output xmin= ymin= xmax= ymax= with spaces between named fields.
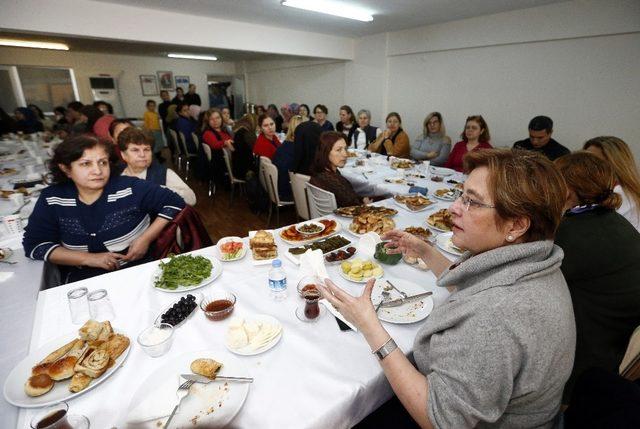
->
xmin=200 ymin=291 xmax=236 ymax=321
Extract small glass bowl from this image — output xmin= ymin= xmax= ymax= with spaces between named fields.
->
xmin=200 ymin=291 xmax=236 ymax=321
xmin=137 ymin=323 xmax=174 ymax=358
xmin=296 ymin=276 xmax=322 ymax=298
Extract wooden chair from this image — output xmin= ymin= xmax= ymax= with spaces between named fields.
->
xmin=289 ymin=171 xmax=310 ymax=220
xmin=262 ymin=161 xmax=294 ymax=226
xmin=200 ymin=143 xmax=216 ymax=197
xmin=222 ymin=147 xmax=246 ymax=205
xmin=305 ymin=182 xmax=337 ymax=219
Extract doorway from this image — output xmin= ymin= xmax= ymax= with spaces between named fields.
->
xmin=207 ymin=75 xmax=245 ymax=120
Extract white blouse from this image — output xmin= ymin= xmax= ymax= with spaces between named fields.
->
xmin=615 ymin=184 xmax=640 ymax=232
xmin=122 ymin=168 xmax=197 ymax=206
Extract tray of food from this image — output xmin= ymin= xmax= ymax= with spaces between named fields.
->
xmin=279 ymin=219 xmax=340 ymax=245
xmin=249 ymin=230 xmax=278 ymax=265
xmin=427 ymin=209 xmax=454 ymax=232
xmin=348 ymin=213 xmax=395 ymax=236
xmin=152 ymin=254 xmax=221 ymax=292
xmin=288 ymin=234 xmax=351 ymax=256
xmin=393 ymin=194 xmax=435 ymax=212
xmin=433 ymin=188 xmax=460 ymax=201
xmin=390 ymin=159 xmax=414 ymax=169
xmin=404 ymin=226 xmax=433 ymax=242
xmin=3 ymin=320 xmax=130 ymax=407
xmin=334 ymin=205 xmax=397 ymax=218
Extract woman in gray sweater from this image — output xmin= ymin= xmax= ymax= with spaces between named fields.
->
xmin=320 ymin=149 xmax=576 ymax=428
xmin=410 ymin=112 xmax=451 ymax=165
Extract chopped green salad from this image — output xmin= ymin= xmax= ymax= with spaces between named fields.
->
xmin=154 ymin=254 xmax=213 ymax=290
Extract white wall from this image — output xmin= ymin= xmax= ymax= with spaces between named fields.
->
xmin=0 ymin=47 xmax=237 ymax=117
xmin=244 ymin=0 xmax=640 ymax=160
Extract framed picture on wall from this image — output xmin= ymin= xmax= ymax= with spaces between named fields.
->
xmin=156 ymin=71 xmax=174 ymax=91
xmin=139 ymin=75 xmax=159 ymax=96
xmin=175 ymin=75 xmax=190 ymax=92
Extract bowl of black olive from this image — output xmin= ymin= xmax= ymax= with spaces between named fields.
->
xmin=155 ymin=293 xmax=200 ymax=328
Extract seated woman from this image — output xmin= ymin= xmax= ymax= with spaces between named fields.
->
xmin=23 ymin=135 xmax=185 ymax=284
xmin=201 ymin=108 xmax=233 ymax=185
xmin=221 ymin=107 xmax=234 ymax=136
xmin=253 ymin=114 xmax=281 ymax=160
xmin=309 ymin=132 xmax=380 ymax=207
xmin=231 ymin=114 xmax=258 ymax=180
xmin=273 ymin=115 xmax=303 ymax=201
xmin=554 ymin=152 xmax=640 ymax=402
xmin=14 ymin=107 xmax=44 ymax=134
xmin=351 ymin=109 xmax=381 ymax=150
xmin=444 ymin=115 xmax=492 ymax=172
xmin=368 ymin=112 xmax=410 ymax=158
xmin=320 ymin=149 xmax=575 ymax=428
xmin=410 ymin=112 xmax=451 ymax=165
xmin=584 ymin=136 xmax=640 ymax=231
xmin=313 ymin=104 xmax=334 ymax=131
xmin=28 ymin=104 xmax=55 ymax=132
xmin=267 ymin=104 xmax=284 ymax=133
xmin=298 ymin=104 xmax=311 ymax=122
xmin=118 ymin=127 xmax=196 ymax=206
xmin=108 ymin=119 xmax=133 ymax=161
xmin=336 ymin=105 xmax=356 ymax=142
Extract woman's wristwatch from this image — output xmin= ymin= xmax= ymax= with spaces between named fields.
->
xmin=372 ymin=337 xmax=398 ymax=361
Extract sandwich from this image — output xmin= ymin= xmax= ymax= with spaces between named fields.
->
xmin=250 ymin=230 xmax=277 ymax=260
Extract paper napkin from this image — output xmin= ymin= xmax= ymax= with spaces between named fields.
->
xmin=298 ymin=249 xmax=328 ymax=279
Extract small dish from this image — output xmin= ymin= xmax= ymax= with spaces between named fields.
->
xmin=154 ymin=293 xmax=201 ymax=328
xmin=137 ymin=323 xmax=174 ymax=358
xmin=216 ymin=236 xmax=247 ymax=262
xmin=295 ymin=221 xmax=326 ymax=236
xmin=200 ymin=291 xmax=236 ymax=321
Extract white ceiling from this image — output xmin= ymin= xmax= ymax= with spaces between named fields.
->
xmin=97 ymin=0 xmax=567 ymax=37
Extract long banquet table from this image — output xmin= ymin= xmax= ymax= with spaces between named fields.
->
xmin=10 ymin=154 xmax=464 ymax=428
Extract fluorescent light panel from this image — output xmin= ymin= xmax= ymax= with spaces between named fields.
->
xmin=0 ymin=39 xmax=69 ymax=50
xmin=281 ymin=0 xmax=373 ymax=22
xmin=167 ymin=53 xmax=218 ymax=61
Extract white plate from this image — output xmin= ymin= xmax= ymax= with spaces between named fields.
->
xmin=338 ymin=264 xmax=384 ymax=284
xmin=152 ymin=255 xmax=222 ymax=293
xmin=278 ymin=219 xmax=341 ymax=246
xmin=425 ymin=221 xmax=451 ymax=233
xmin=372 ymin=279 xmax=434 ymax=324
xmin=215 ymin=236 xmax=247 ymax=262
xmin=436 ymin=232 xmax=464 ymax=256
xmin=429 ymin=166 xmax=456 ymax=176
xmin=126 ymin=349 xmax=249 ymax=428
xmin=432 ymin=190 xmax=459 ymax=202
xmin=3 ymin=329 xmax=131 ymax=408
xmin=384 ymin=176 xmax=405 ymax=184
xmin=225 ymin=315 xmax=283 ymax=356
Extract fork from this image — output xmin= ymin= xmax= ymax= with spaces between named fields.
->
xmin=375 ymin=290 xmax=390 ymax=313
xmin=387 ymin=280 xmax=408 ymax=299
xmin=164 ymin=379 xmax=195 ymax=429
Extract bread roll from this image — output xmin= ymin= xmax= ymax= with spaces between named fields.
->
xmin=47 ymin=356 xmax=77 ymax=381
xmin=24 ymin=374 xmax=54 ymax=397
xmin=69 ymin=373 xmax=92 ymax=393
xmin=79 ymin=320 xmax=103 ymax=341
xmin=190 ymin=358 xmax=223 ymax=379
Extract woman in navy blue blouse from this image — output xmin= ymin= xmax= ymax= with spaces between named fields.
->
xmin=23 ymin=135 xmax=185 ymax=283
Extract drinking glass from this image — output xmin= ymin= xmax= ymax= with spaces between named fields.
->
xmin=67 ymin=287 xmax=90 ymax=325
xmin=295 ymin=277 xmax=325 ymax=323
xmin=88 ymin=289 xmax=115 ymax=321
xmin=30 ymin=401 xmax=89 ymax=429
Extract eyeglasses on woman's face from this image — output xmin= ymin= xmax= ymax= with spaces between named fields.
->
xmin=456 ymin=193 xmax=496 ymax=211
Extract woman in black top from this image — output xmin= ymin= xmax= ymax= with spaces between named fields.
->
xmin=554 ymin=152 xmax=640 ymax=402
xmin=231 ymin=114 xmax=258 ymax=180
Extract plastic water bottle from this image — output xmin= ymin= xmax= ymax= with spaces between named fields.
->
xmin=268 ymin=259 xmax=287 ymax=301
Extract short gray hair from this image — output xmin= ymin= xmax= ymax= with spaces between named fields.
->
xmin=357 ymin=109 xmax=371 ymax=120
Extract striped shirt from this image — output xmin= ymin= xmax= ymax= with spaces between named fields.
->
xmin=23 ymin=175 xmax=185 ymax=261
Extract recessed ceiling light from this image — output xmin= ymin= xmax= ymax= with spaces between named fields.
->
xmin=167 ymin=53 xmax=218 ymax=61
xmin=281 ymin=0 xmax=374 ymax=22
xmin=0 ymin=39 xmax=69 ymax=50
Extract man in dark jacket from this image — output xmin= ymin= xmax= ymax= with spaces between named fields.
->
xmin=513 ymin=115 xmax=570 ymax=161
xmin=184 ymin=84 xmax=202 ymax=106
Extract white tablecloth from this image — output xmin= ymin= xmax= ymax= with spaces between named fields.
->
xmin=13 ymin=193 xmax=458 ymax=428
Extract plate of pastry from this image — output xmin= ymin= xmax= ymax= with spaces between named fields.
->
xmin=426 ymin=209 xmax=454 ymax=232
xmin=435 ymin=232 xmax=465 ymax=256
xmin=3 ymin=320 xmax=130 ymax=408
xmin=126 ymin=351 xmax=250 ymax=428
xmin=432 ymin=188 xmax=460 ymax=202
xmin=248 ymin=230 xmax=278 ymax=266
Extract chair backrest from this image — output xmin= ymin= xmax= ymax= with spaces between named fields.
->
xmin=168 ymin=129 xmax=182 ymax=155
xmin=259 ymin=156 xmax=271 ymax=191
xmin=289 ymin=171 xmax=310 ymax=220
xmin=620 ymin=325 xmax=640 ymax=381
xmin=222 ymin=147 xmax=235 ymax=181
xmin=305 ymin=182 xmax=337 ymax=219
xmin=202 ymin=143 xmax=212 ymax=162
xmin=263 ymin=161 xmax=282 ymax=205
xmin=178 ymin=131 xmax=190 ymax=155
xmin=191 ymin=132 xmax=200 ymax=148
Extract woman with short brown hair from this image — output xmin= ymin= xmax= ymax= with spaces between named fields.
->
xmin=320 ymin=149 xmax=575 ymax=428
xmin=368 ymin=112 xmax=411 ymax=158
xmin=554 ymin=151 xmax=640 ymax=403
xmin=444 ymin=115 xmax=492 ymax=172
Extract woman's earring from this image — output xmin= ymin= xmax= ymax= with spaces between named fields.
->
xmin=507 ymin=235 xmax=514 ymax=242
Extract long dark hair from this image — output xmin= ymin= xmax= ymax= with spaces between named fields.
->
xmin=49 ymin=135 xmax=118 ymax=184
xmin=310 ymin=131 xmax=345 ymax=175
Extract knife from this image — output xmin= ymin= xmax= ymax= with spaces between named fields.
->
xmin=379 ymin=291 xmax=433 ymax=308
xmin=181 ymin=373 xmax=254 ymax=383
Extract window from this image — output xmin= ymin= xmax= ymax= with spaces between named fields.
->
xmin=16 ymin=66 xmax=77 ymax=113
